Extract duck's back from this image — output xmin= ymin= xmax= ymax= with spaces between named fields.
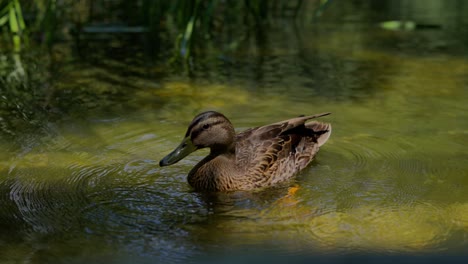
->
xmin=234 ymin=115 xmax=331 ymax=188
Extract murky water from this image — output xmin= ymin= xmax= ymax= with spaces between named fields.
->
xmin=1 ymin=5 xmax=468 ymax=264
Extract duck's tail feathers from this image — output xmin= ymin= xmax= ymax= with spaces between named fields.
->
xmin=306 ymin=122 xmax=332 ymax=147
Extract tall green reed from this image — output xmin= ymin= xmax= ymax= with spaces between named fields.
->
xmin=0 ymin=0 xmax=26 ymax=52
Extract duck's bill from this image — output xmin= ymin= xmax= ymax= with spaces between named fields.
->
xmin=159 ymin=137 xmax=197 ymax=166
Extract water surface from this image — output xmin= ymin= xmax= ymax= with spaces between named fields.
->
xmin=1 ymin=10 xmax=468 ymax=264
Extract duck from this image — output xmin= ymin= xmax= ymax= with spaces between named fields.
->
xmin=159 ymin=111 xmax=331 ymax=192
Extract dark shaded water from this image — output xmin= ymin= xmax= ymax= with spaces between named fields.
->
xmin=1 ymin=2 xmax=468 ymax=263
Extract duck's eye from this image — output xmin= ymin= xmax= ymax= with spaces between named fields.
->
xmin=202 ymin=124 xmax=210 ymax=130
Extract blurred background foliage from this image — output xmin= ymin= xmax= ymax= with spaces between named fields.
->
xmin=1 ymin=0 xmax=324 ymax=60
xmin=2 ymin=0 xmax=468 ymax=73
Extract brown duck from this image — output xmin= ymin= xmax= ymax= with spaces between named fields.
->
xmin=159 ymin=111 xmax=331 ymax=192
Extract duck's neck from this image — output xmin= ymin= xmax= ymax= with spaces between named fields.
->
xmin=209 ymin=142 xmax=236 ymax=156
xmin=188 ymin=144 xmax=237 ymax=192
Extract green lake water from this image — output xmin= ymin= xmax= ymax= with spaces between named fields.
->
xmin=1 ymin=6 xmax=468 ymax=264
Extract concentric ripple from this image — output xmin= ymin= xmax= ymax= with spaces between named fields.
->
xmin=6 ymin=169 xmax=88 ymax=233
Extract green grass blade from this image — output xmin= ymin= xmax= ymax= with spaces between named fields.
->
xmin=9 ymin=4 xmax=18 ymax=33
xmin=13 ymin=34 xmax=21 ymax=52
xmin=13 ymin=0 xmax=26 ymax=30
xmin=0 ymin=14 xmax=8 ymax=27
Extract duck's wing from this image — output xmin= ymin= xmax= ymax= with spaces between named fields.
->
xmin=235 ymin=113 xmax=331 ymax=186
xmin=268 ymin=112 xmax=331 ymax=132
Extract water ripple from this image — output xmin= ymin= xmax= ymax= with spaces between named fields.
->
xmin=334 ymin=134 xmax=412 ymax=170
xmin=306 ymin=203 xmax=453 ymax=253
xmin=7 ymin=173 xmax=87 ymax=233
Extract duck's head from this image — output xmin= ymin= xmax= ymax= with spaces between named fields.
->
xmin=159 ymin=111 xmax=236 ymax=166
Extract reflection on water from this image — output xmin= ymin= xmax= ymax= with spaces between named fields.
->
xmin=1 ymin=5 xmax=468 ymax=264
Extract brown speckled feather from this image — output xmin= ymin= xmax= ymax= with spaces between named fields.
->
xmin=235 ymin=115 xmax=331 ymax=189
